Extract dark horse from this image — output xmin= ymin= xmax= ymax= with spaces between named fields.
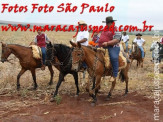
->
xmin=1 ymin=42 xmax=54 ymax=90
xmin=130 ymin=42 xmax=145 ymax=68
xmin=46 ymin=43 xmax=79 ymax=101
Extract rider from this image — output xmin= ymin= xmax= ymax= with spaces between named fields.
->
xmin=133 ymin=33 xmax=145 ymax=60
xmin=89 ymin=32 xmax=100 ymax=47
xmin=34 ymin=29 xmax=51 ymax=70
xmin=98 ymin=16 xmax=121 ymax=82
xmin=121 ymin=31 xmax=129 ymax=52
xmin=76 ymin=20 xmax=89 ymax=70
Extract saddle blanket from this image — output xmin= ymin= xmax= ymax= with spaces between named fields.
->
xmin=29 ymin=45 xmax=42 ymax=59
xmin=97 ymin=48 xmax=127 ymax=70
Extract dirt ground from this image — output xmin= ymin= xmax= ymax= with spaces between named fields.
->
xmin=0 ymin=91 xmax=162 ymax=122
xmin=0 ymin=32 xmax=163 ymax=122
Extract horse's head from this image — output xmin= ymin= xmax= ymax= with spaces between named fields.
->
xmin=46 ymin=42 xmax=56 ymax=65
xmin=131 ymin=42 xmax=138 ymax=54
xmin=70 ymin=41 xmax=84 ymax=71
xmin=1 ymin=42 xmax=12 ymax=63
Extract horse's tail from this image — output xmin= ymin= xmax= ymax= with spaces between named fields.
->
xmin=119 ymin=70 xmax=125 ymax=82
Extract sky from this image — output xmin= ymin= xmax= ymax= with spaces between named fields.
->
xmin=0 ymin=0 xmax=162 ymax=30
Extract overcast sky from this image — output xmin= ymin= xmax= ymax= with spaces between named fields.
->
xmin=0 ymin=0 xmax=162 ymax=30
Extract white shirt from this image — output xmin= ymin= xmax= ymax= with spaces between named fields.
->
xmin=76 ymin=30 xmax=89 ymax=46
xmin=133 ymin=38 xmax=145 ymax=46
xmin=122 ymin=35 xmax=129 ymax=43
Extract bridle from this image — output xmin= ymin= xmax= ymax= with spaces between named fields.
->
xmin=46 ymin=45 xmax=72 ymax=68
xmin=71 ymin=47 xmax=85 ymax=66
xmin=1 ymin=44 xmax=11 ymax=61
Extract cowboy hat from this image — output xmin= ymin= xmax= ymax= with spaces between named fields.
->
xmin=102 ymin=16 xmax=117 ymax=23
xmin=136 ymin=33 xmax=142 ymax=36
xmin=78 ymin=20 xmax=87 ymax=25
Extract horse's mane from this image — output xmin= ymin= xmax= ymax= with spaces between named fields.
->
xmin=53 ymin=44 xmax=71 ymax=53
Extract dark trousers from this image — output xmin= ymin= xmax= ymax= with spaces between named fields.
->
xmin=108 ymin=46 xmax=120 ymax=77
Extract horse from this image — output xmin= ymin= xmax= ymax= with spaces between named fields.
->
xmin=130 ymin=42 xmax=145 ymax=68
xmin=46 ymin=43 xmax=80 ymax=102
xmin=0 ymin=42 xmax=54 ymax=90
xmin=70 ymin=41 xmax=130 ymax=104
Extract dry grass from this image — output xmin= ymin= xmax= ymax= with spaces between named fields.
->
xmin=0 ymin=30 xmax=163 ymax=99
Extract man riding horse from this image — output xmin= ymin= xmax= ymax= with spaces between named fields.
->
xmin=76 ymin=20 xmax=89 ymax=70
xmin=132 ymin=33 xmax=145 ymax=61
xmin=98 ymin=16 xmax=122 ymax=82
xmin=34 ymin=30 xmax=51 ymax=70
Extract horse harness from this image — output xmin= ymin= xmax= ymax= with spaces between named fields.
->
xmin=72 ymin=47 xmax=106 ymax=77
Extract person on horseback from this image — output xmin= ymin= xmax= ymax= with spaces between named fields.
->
xmin=76 ymin=20 xmax=89 ymax=70
xmin=133 ymin=33 xmax=145 ymax=60
xmin=34 ymin=29 xmax=51 ymax=70
xmin=121 ymin=31 xmax=129 ymax=52
xmin=98 ymin=16 xmax=122 ymax=82
xmin=89 ymin=32 xmax=100 ymax=47
xmin=76 ymin=20 xmax=89 ymax=46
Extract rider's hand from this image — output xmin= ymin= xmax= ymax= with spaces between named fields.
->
xmin=102 ymin=42 xmax=108 ymax=47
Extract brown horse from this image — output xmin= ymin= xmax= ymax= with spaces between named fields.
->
xmin=70 ymin=41 xmax=130 ymax=104
xmin=1 ymin=42 xmax=54 ymax=90
xmin=130 ymin=42 xmax=144 ymax=68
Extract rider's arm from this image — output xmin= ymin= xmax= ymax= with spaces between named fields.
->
xmin=107 ymin=32 xmax=121 ymax=46
xmin=45 ymin=34 xmax=51 ymax=43
xmin=78 ymin=38 xmax=87 ymax=43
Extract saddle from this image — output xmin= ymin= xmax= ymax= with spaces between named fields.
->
xmin=29 ymin=45 xmax=42 ymax=59
xmin=97 ymin=48 xmax=127 ymax=70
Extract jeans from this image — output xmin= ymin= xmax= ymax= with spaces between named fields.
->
xmin=138 ymin=46 xmax=144 ymax=58
xmin=108 ymin=46 xmax=120 ymax=77
xmin=125 ymin=42 xmax=128 ymax=52
xmin=41 ymin=47 xmax=46 ymax=65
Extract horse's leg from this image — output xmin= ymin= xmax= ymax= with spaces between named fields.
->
xmin=89 ymin=75 xmax=101 ymax=104
xmin=130 ymin=59 xmax=133 ymax=67
xmin=122 ymin=69 xmax=129 ymax=95
xmin=31 ymin=69 xmax=37 ymax=90
xmin=86 ymin=75 xmax=91 ymax=92
xmin=92 ymin=77 xmax=96 ymax=90
xmin=73 ymin=72 xmax=80 ymax=96
xmin=54 ymin=72 xmax=65 ymax=97
xmin=141 ymin=59 xmax=143 ymax=68
xmin=48 ymin=65 xmax=54 ymax=85
xmin=106 ymin=79 xmax=116 ymax=100
xmin=17 ymin=68 xmax=26 ymax=90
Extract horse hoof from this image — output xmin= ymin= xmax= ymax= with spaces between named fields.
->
xmin=50 ymin=97 xmax=55 ymax=102
xmin=91 ymin=102 xmax=96 ymax=107
xmin=17 ymin=87 xmax=20 ymax=91
xmin=123 ymin=93 xmax=128 ymax=96
xmin=48 ymin=82 xmax=53 ymax=86
xmin=75 ymin=94 xmax=79 ymax=97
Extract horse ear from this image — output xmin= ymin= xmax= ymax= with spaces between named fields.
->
xmin=70 ymin=41 xmax=76 ymax=47
xmin=77 ymin=42 xmax=81 ymax=48
xmin=1 ymin=42 xmax=5 ymax=46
